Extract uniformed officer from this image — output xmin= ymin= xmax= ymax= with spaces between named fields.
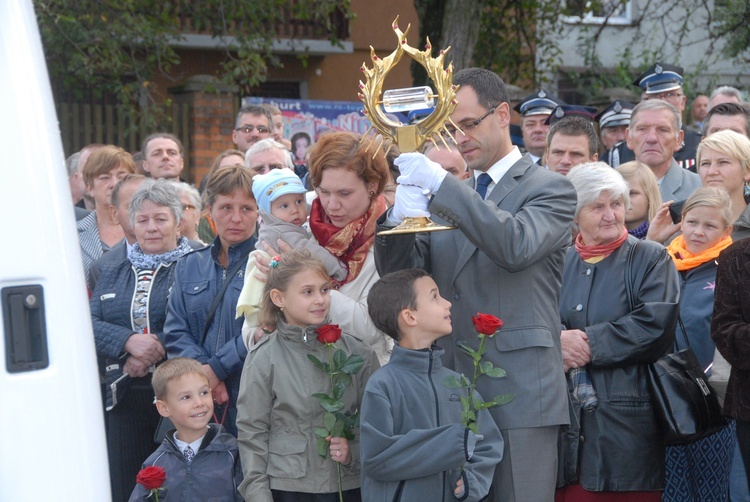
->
xmin=544 ymin=105 xmax=598 ymax=126
xmin=596 ymin=100 xmax=635 ymax=167
xmin=608 ymin=63 xmax=701 ymax=171
xmin=513 ymin=89 xmax=565 ymax=164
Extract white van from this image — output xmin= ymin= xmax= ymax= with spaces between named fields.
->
xmin=0 ymin=1 xmax=110 ymax=499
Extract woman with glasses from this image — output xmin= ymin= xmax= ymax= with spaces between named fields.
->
xmin=78 ymin=145 xmax=135 ymax=282
xmin=174 ymin=182 xmax=204 ymax=245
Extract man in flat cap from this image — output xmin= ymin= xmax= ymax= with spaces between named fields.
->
xmin=514 ymin=89 xmax=565 ymax=164
xmin=608 ymin=63 xmax=701 ymax=171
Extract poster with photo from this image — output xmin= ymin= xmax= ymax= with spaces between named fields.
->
xmin=243 ymin=96 xmax=409 ymax=165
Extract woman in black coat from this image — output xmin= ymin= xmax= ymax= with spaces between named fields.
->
xmin=556 ymin=164 xmax=680 ymax=501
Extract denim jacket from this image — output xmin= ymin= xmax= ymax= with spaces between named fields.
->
xmin=163 ymin=235 xmax=256 ymax=435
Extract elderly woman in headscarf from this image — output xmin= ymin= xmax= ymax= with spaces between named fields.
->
xmin=556 ymin=162 xmax=680 ymax=502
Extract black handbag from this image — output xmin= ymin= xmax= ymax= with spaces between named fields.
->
xmin=646 ymin=317 xmax=726 ymax=445
xmin=624 ymin=241 xmax=726 ymax=445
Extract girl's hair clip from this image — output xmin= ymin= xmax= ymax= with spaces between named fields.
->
xmin=270 ymin=255 xmax=281 ymax=268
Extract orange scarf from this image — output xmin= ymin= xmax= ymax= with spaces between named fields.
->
xmin=309 ymin=195 xmax=387 ymax=288
xmin=666 ymin=234 xmax=733 ymax=271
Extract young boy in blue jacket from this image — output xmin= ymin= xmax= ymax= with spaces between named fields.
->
xmin=129 ymin=358 xmax=243 ymax=502
xmin=362 ymin=269 xmax=504 ymax=501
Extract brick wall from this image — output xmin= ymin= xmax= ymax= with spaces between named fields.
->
xmin=170 ymin=75 xmax=239 ymax=185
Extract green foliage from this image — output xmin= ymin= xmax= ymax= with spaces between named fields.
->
xmin=340 ymin=354 xmax=364 ymax=375
xmin=444 ymin=330 xmax=513 ymax=434
xmin=421 ymin=0 xmax=747 ymax=97
xmin=309 ymin=344 xmax=363 ymax=459
xmin=715 ymin=0 xmax=750 ymax=60
xmin=492 ymin=394 xmax=515 ymax=406
xmin=473 ymin=0 xmax=564 ymax=87
xmin=34 ymin=0 xmax=353 ymax=130
xmin=308 ymin=354 xmax=329 ymax=372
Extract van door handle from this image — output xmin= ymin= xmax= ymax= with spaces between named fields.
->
xmin=2 ymin=285 xmax=49 ymax=373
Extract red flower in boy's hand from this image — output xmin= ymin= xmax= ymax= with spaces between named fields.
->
xmin=472 ymin=313 xmax=503 ymax=336
xmin=315 ymin=324 xmax=342 ymax=344
xmin=136 ymin=466 xmax=166 ymax=491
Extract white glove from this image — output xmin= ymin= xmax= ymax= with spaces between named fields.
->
xmin=395 ymin=152 xmax=448 ymax=195
xmin=390 ymin=184 xmax=430 ymax=224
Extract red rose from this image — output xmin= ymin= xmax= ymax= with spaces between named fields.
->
xmin=136 ymin=466 xmax=166 ymax=491
xmin=315 ymin=324 xmax=342 ymax=344
xmin=472 ymin=313 xmax=503 ymax=336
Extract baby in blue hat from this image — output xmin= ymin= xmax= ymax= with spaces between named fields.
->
xmin=236 ymin=168 xmax=346 ymax=342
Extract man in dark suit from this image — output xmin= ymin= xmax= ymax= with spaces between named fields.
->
xmin=375 ymin=68 xmax=576 ymax=502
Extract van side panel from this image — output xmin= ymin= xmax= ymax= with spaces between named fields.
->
xmin=0 ymin=1 xmax=111 ymax=499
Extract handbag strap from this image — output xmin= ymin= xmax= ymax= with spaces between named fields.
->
xmin=624 ymin=240 xmax=638 ymax=312
xmin=625 ymin=239 xmax=688 ymax=350
xmin=676 ymin=315 xmax=690 ymax=348
xmin=200 ymin=255 xmax=249 ymax=346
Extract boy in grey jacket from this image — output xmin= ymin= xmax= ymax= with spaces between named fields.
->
xmin=129 ymin=358 xmax=243 ymax=501
xmin=362 ymin=269 xmax=503 ymax=501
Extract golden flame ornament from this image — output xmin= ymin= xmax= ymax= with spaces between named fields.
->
xmin=360 ymin=16 xmax=459 ymax=234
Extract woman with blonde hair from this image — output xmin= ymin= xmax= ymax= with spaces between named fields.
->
xmin=697 ymin=130 xmax=750 ymax=238
xmin=663 ymin=186 xmax=735 ymax=501
xmin=649 ymin=130 xmax=750 ymax=243
xmin=616 ymin=161 xmax=662 ymax=239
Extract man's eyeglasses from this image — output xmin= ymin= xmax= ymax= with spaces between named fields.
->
xmin=644 ymin=92 xmax=683 ymax=101
xmin=235 ymin=125 xmax=270 ymax=134
xmin=443 ymin=105 xmax=497 ymax=137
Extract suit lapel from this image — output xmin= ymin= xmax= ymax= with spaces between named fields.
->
xmin=486 ymin=160 xmax=527 ymax=206
xmin=660 ymin=160 xmax=680 ymax=201
xmin=450 ymin=159 xmax=531 ymax=283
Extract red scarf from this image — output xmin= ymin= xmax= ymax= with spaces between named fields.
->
xmin=309 ymin=195 xmax=387 ymax=288
xmin=575 ymin=227 xmax=629 ymax=261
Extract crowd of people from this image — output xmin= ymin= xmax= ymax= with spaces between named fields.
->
xmin=70 ymin=69 xmax=750 ymax=502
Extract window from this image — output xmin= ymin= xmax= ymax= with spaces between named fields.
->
xmin=562 ymin=0 xmax=633 ymax=25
